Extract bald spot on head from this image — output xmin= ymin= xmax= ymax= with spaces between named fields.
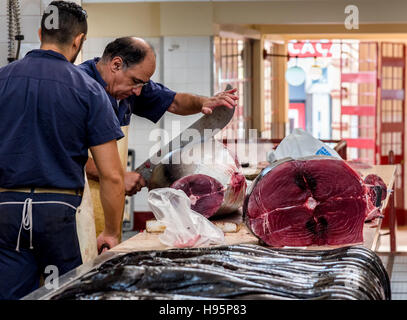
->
xmin=101 ymin=36 xmax=156 ymax=69
xmin=128 ymin=37 xmax=156 ymax=77
xmin=130 ymin=37 xmax=155 ymax=56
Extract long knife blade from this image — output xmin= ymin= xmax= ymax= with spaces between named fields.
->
xmin=135 ymin=84 xmax=235 ymax=185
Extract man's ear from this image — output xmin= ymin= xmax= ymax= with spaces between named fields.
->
xmin=111 ymin=57 xmax=123 ymax=73
xmin=73 ymin=33 xmax=86 ymax=50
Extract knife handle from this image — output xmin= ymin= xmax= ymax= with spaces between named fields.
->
xmin=98 ymin=243 xmax=110 ymax=255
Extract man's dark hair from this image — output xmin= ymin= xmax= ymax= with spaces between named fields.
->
xmin=41 ymin=1 xmax=88 ymax=45
xmin=101 ymin=37 xmax=154 ymax=68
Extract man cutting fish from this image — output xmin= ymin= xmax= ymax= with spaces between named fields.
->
xmin=80 ymin=37 xmax=238 ymax=195
xmin=78 ymin=37 xmax=239 ymax=236
xmin=0 ymin=1 xmax=125 ymax=299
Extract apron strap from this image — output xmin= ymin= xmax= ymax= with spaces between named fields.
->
xmin=0 ymin=199 xmax=77 ymax=252
xmin=16 ymin=198 xmax=33 ymax=252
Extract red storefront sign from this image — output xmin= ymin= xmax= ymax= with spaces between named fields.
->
xmin=288 ymin=42 xmax=333 ymax=58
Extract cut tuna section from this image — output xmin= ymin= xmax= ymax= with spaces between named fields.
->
xmin=244 ymin=157 xmax=369 ymax=247
xmin=150 ymin=139 xmax=247 ymax=218
xmin=364 ymin=174 xmax=387 ymax=204
xmin=171 ymin=174 xmax=225 ymax=218
xmin=364 ymin=174 xmax=387 ymax=221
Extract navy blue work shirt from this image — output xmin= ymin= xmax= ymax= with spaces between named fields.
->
xmin=79 ymin=58 xmax=176 ymax=126
xmin=0 ymin=50 xmax=124 ymax=190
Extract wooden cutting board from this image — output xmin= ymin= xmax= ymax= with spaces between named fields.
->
xmin=112 ymin=224 xmax=258 ymax=253
xmin=146 ymin=211 xmax=243 ymax=234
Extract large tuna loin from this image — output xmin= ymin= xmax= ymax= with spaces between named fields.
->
xmin=244 ymin=156 xmax=370 ymax=247
xmin=149 ymin=139 xmax=247 ymax=218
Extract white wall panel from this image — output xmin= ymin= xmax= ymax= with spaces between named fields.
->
xmin=0 ymin=0 xmax=82 ymax=67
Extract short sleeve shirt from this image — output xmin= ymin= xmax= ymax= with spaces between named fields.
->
xmin=79 ymin=58 xmax=176 ymax=126
xmin=0 ymin=50 xmax=124 ymax=189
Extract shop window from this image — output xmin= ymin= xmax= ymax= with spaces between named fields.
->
xmin=213 ymin=36 xmax=252 ymax=140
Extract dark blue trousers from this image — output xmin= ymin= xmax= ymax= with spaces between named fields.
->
xmin=0 ymin=191 xmax=83 ymax=300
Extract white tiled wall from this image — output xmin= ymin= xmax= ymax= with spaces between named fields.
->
xmin=161 ymin=36 xmax=212 ymax=140
xmin=0 ymin=0 xmax=81 ymax=67
xmin=81 ymin=36 xmax=114 ymax=62
xmin=163 ymin=36 xmax=212 ymax=96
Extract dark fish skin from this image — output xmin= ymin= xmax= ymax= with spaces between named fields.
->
xmin=75 ymin=290 xmax=221 ymax=300
xmin=50 ymin=244 xmax=390 ymax=301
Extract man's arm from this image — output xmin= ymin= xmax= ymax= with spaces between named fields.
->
xmin=167 ymin=88 xmax=238 ymax=116
xmin=85 ymin=157 xmax=99 ymax=182
xmin=89 ymin=140 xmax=125 ymax=252
xmin=86 ymin=157 xmax=146 ymax=196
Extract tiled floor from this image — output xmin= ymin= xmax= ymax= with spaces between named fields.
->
xmin=377 ymin=251 xmax=407 ymax=300
xmin=377 ymin=227 xmax=407 ymax=300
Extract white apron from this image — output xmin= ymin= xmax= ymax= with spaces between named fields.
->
xmin=75 ymin=174 xmax=98 ymax=263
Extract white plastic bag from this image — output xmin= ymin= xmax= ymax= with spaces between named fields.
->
xmin=148 ymin=188 xmax=225 ymax=248
xmin=267 ymin=128 xmax=341 ymax=162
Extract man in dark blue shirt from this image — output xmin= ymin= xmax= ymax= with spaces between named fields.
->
xmin=0 ymin=1 xmax=125 ymax=299
xmin=79 ymin=37 xmax=239 ymax=196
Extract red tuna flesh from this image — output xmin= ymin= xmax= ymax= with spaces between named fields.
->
xmin=244 ymin=158 xmax=369 ymax=247
xmin=364 ymin=174 xmax=387 ymax=221
xmin=171 ymin=172 xmax=247 ymax=218
xmin=171 ymin=174 xmax=225 ymax=218
xmin=364 ymin=174 xmax=387 ymax=203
